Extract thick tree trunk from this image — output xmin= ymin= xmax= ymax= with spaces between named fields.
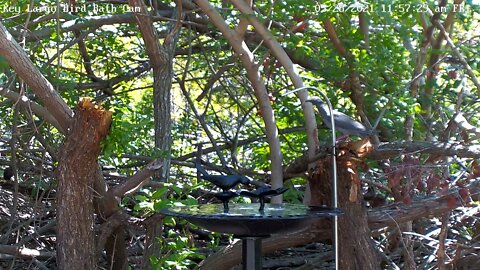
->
xmin=143 ymin=214 xmax=165 ymax=268
xmin=127 ymin=0 xmax=180 ymax=183
xmin=56 ymin=98 xmax=112 ymax=269
xmin=142 ymin=33 xmax=176 ymax=270
xmin=153 ymin=59 xmax=173 ymax=182
xmin=127 ymin=1 xmax=182 ymax=267
xmin=310 ymin=139 xmax=380 ymax=270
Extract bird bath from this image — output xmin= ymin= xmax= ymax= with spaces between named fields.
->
xmin=160 ymin=203 xmax=342 ymax=269
xmin=168 ymin=135 xmax=343 ymax=269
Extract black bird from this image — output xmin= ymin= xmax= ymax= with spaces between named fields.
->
xmin=214 ymin=191 xmax=240 ymax=213
xmin=305 ymin=96 xmax=375 ymax=137
xmin=195 ymin=161 xmax=251 ymax=192
xmin=240 ymin=187 xmax=288 ymax=211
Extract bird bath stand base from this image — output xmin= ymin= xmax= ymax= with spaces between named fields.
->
xmin=241 ymin=236 xmax=264 ymax=270
xmin=160 ymin=203 xmax=342 ymax=270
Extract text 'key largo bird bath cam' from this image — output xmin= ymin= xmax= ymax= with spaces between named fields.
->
xmin=160 ymin=87 xmax=343 ymax=270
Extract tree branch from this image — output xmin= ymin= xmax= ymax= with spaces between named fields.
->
xmin=199 ymin=179 xmax=479 ymax=269
xmin=0 ymin=22 xmax=72 ymax=133
xmin=230 ymin=0 xmax=318 ymax=156
xmin=0 ymin=86 xmax=63 ymax=131
xmin=194 ymin=0 xmax=284 ymax=200
xmin=432 ymin=19 xmax=480 ymax=92
xmin=127 ymin=0 xmax=166 ymax=68
xmin=0 ymin=245 xmax=55 ymax=259
xmin=108 ymin=159 xmax=163 ymax=197
xmin=285 ymin=141 xmax=480 ymax=176
xmin=9 ymin=12 xmax=207 ymax=42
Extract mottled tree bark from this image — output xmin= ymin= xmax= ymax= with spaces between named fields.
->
xmin=128 ymin=0 xmax=181 ymax=183
xmin=310 ymin=139 xmax=380 ymax=270
xmin=127 ymin=1 xmax=182 ymax=267
xmin=152 ymin=57 xmax=174 ymax=181
xmin=56 ymin=98 xmax=112 ymax=269
xmin=142 ymin=214 xmax=165 ymax=268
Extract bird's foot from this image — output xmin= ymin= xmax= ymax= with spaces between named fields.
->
xmin=259 ymin=198 xmax=266 ymax=212
xmin=222 ymin=201 xmax=230 ymax=213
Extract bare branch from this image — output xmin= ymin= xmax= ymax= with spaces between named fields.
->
xmin=108 ymin=159 xmax=163 ymax=197
xmin=368 ymin=182 xmax=475 ymax=230
xmin=230 ymin=0 xmax=318 ymax=158
xmin=127 ymin=0 xmax=166 ymax=67
xmin=0 ymin=87 xmax=63 ymax=131
xmin=370 ymin=141 xmax=480 ymax=160
xmin=0 ymin=22 xmax=72 ymax=133
xmin=321 ymin=19 xmax=348 ymax=58
xmin=0 ymin=245 xmax=55 ymax=259
xmin=194 ymin=0 xmax=284 ymax=199
xmin=10 ymin=12 xmax=207 ymax=42
xmin=433 ymin=20 xmax=480 ymax=92
xmin=286 ymin=141 xmax=480 ymax=176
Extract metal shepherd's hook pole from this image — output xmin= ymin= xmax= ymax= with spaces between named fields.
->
xmin=282 ymin=86 xmax=339 ymax=270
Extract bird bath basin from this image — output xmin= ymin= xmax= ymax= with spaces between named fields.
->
xmin=160 ymin=203 xmax=342 ymax=269
xmin=161 ymin=203 xmax=341 ymax=236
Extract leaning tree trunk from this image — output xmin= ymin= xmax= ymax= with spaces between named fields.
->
xmin=310 ymin=139 xmax=380 ymax=270
xmin=56 ymin=98 xmax=112 ymax=269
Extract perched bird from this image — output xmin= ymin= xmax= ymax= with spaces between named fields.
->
xmin=239 ymin=186 xmax=288 ymax=199
xmin=214 ymin=191 xmax=240 ymax=213
xmin=240 ymin=187 xmax=288 ymax=211
xmin=195 ymin=161 xmax=250 ymax=192
xmin=305 ymin=96 xmax=374 ymax=138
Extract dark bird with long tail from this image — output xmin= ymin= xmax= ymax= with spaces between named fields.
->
xmin=195 ymin=161 xmax=251 ymax=192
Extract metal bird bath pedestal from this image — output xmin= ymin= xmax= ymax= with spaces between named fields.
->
xmin=160 ymin=203 xmax=342 ymax=269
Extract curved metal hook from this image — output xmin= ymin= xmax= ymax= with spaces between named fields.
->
xmin=282 ymin=86 xmax=339 ymax=270
xmin=282 ymin=87 xmax=336 ymax=146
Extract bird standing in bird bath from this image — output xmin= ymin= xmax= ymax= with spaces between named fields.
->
xmin=239 ymin=187 xmax=288 ymax=212
xmin=195 ymin=161 xmax=251 ymax=192
xmin=164 ymin=153 xmax=342 ymax=270
xmin=195 ymin=161 xmax=251 ymax=212
xmin=305 ymin=96 xmax=376 ymax=141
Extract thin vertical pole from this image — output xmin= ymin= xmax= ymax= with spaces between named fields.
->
xmin=282 ymin=87 xmax=339 ymax=269
xmin=242 ymin=237 xmax=262 ymax=270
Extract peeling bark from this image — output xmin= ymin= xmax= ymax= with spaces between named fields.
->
xmin=310 ymin=139 xmax=380 ymax=270
xmin=56 ymin=98 xmax=112 ymax=269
